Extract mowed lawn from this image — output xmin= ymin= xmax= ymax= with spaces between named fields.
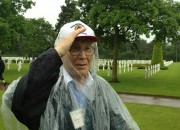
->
xmin=0 ymin=62 xmax=180 ymax=129
xmin=98 ymin=62 xmax=180 ymax=98
xmin=2 ymin=62 xmax=180 ymax=97
xmin=126 ymin=102 xmax=180 ymax=130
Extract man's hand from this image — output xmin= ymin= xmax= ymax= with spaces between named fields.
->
xmin=55 ymin=26 xmax=86 ymax=57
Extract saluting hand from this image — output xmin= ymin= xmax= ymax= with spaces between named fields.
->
xmin=55 ymin=26 xmax=86 ymax=57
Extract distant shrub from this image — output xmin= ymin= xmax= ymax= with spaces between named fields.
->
xmin=133 ymin=64 xmax=150 ymax=69
xmin=160 ymin=66 xmax=168 ymax=70
xmin=99 ymin=65 xmax=113 ymax=69
xmin=24 ymin=60 xmax=30 ymax=63
xmin=137 ymin=65 xmax=146 ymax=69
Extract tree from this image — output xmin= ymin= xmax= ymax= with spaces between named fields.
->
xmin=7 ymin=15 xmax=28 ymax=55
xmin=54 ymin=0 xmax=179 ymax=82
xmin=0 ymin=0 xmax=35 ymax=54
xmin=174 ymin=36 xmax=180 ymax=62
xmin=151 ymin=42 xmax=164 ymax=66
xmin=121 ymin=39 xmax=153 ymax=60
xmin=78 ymin=0 xmax=166 ymax=82
xmin=163 ymin=43 xmax=180 ymax=62
xmin=172 ymin=2 xmax=180 ymax=62
xmin=78 ymin=0 xmax=180 ymax=81
xmin=0 ymin=18 xmax=11 ymax=51
xmin=21 ymin=18 xmax=56 ymax=57
xmin=150 ymin=0 xmax=179 ymax=66
xmin=55 ymin=0 xmax=80 ymax=32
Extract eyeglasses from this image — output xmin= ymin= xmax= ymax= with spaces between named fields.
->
xmin=69 ymin=46 xmax=95 ymax=56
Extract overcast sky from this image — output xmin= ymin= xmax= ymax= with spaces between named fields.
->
xmin=24 ymin=0 xmax=179 ymax=43
xmin=24 ymin=0 xmax=65 ymax=27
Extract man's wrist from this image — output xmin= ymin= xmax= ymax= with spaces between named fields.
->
xmin=55 ymin=47 xmax=63 ymax=57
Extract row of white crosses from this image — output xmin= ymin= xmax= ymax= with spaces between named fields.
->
xmin=98 ymin=59 xmax=138 ymax=77
xmin=2 ymin=57 xmax=33 ymax=72
xmin=98 ymin=59 xmax=113 ymax=76
xmin=164 ymin=60 xmax=173 ymax=66
xmin=144 ymin=60 xmax=173 ymax=78
xmin=118 ymin=60 xmax=133 ymax=74
xmin=98 ymin=59 xmax=155 ymax=77
xmin=99 ymin=59 xmax=173 ymax=78
xmin=144 ymin=64 xmax=160 ymax=78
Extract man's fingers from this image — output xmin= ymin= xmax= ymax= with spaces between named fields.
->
xmin=55 ymin=26 xmax=86 ymax=57
xmin=71 ymin=26 xmax=86 ymax=38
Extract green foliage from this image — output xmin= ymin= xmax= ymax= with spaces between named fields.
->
xmin=133 ymin=64 xmax=150 ymax=68
xmin=137 ymin=66 xmax=145 ymax=69
xmin=0 ymin=0 xmax=55 ymax=57
xmin=77 ymin=0 xmax=179 ymax=82
xmin=133 ymin=64 xmax=150 ymax=69
xmin=160 ymin=66 xmax=168 ymax=70
xmin=0 ymin=0 xmax=179 ymax=80
xmin=0 ymin=0 xmax=35 ymax=18
xmin=163 ymin=40 xmax=180 ymax=62
xmin=0 ymin=18 xmax=11 ymax=50
xmin=151 ymin=42 xmax=164 ymax=66
xmin=55 ymin=0 xmax=80 ymax=32
xmin=149 ymin=0 xmax=179 ymax=42
xmin=21 ymin=18 xmax=56 ymax=57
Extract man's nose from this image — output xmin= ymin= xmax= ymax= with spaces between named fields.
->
xmin=78 ymin=50 xmax=87 ymax=58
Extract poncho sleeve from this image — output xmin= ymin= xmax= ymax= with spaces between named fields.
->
xmin=9 ymin=48 xmax=62 ymax=130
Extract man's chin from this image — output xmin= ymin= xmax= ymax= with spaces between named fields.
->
xmin=78 ymin=70 xmax=88 ymax=77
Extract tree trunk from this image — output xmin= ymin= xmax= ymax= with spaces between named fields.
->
xmin=112 ymin=26 xmax=119 ymax=82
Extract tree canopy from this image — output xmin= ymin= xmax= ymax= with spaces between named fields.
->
xmin=55 ymin=0 xmax=80 ymax=32
xmin=55 ymin=0 xmax=179 ymax=82
xmin=0 ymin=0 xmax=56 ymax=57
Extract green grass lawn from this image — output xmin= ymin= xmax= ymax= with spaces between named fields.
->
xmin=0 ymin=62 xmax=180 ymax=129
xmin=2 ymin=62 xmax=180 ymax=98
xmin=3 ymin=63 xmax=29 ymax=83
xmin=98 ymin=62 xmax=180 ymax=98
xmin=126 ymin=103 xmax=180 ymax=130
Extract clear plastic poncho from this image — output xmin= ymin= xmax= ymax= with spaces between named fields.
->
xmin=39 ymin=67 xmax=140 ymax=130
xmin=1 ymin=78 xmax=29 ymax=130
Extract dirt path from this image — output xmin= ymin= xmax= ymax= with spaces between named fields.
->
xmin=119 ymin=93 xmax=180 ymax=108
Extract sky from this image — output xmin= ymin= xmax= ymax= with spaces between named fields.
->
xmin=24 ymin=0 xmax=65 ymax=27
xmin=24 ymin=0 xmax=179 ymax=43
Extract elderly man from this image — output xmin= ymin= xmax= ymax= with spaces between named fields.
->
xmin=2 ymin=21 xmax=139 ymax=130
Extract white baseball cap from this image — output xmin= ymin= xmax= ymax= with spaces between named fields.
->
xmin=55 ymin=20 xmax=99 ymax=46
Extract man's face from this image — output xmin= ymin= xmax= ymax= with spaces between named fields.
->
xmin=67 ymin=38 xmax=94 ymax=78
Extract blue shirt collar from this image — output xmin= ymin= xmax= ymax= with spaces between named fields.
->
xmin=62 ymin=66 xmax=94 ymax=90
